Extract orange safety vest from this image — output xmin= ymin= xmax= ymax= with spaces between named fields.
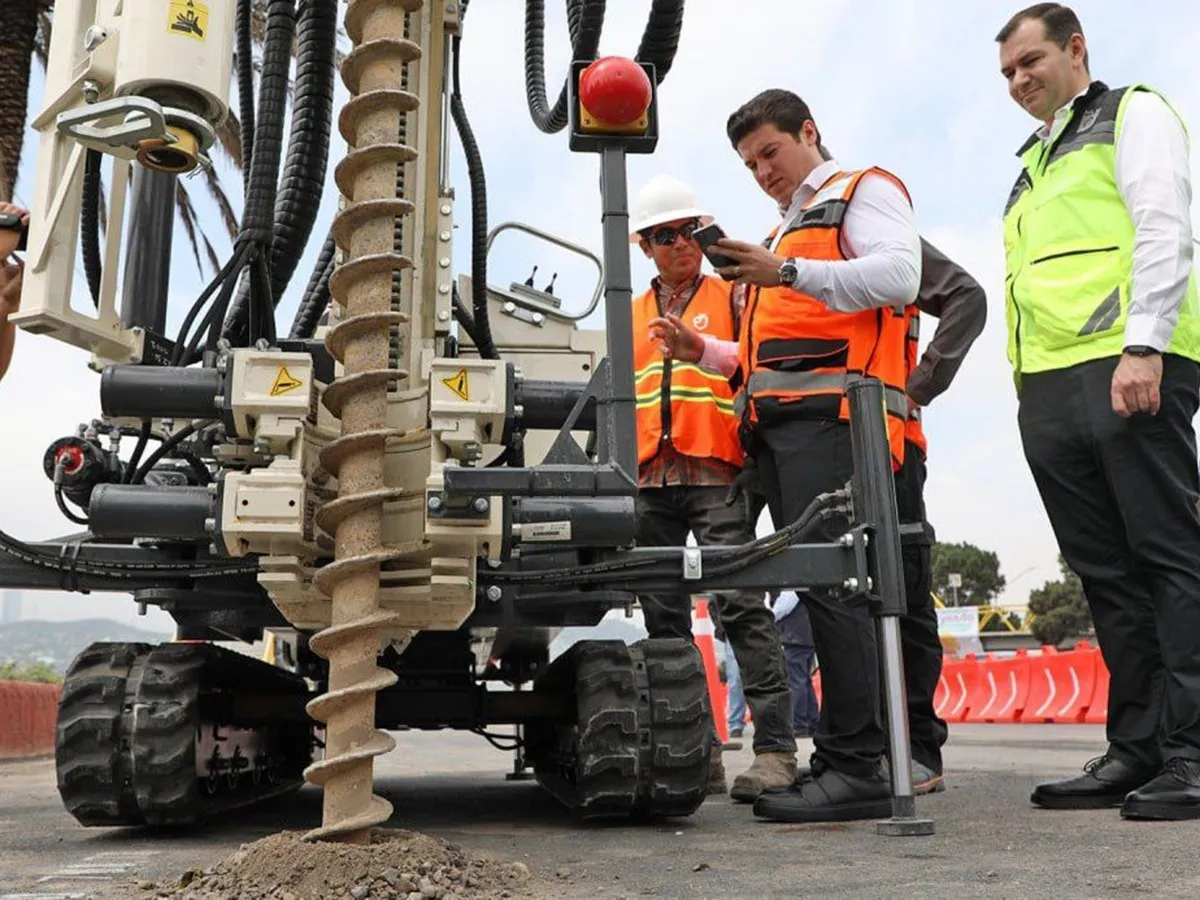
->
xmin=736 ymin=167 xmax=911 ymax=470
xmin=903 ymin=305 xmax=927 ymax=457
xmin=632 ymin=275 xmax=744 ymax=468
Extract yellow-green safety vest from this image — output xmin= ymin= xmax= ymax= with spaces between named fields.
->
xmin=1002 ymin=81 xmax=1200 ymax=383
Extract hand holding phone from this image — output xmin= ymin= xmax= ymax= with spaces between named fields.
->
xmin=0 ymin=207 xmax=30 ymax=258
xmin=691 ymin=222 xmax=739 ymax=278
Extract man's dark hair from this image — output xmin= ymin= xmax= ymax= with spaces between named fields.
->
xmin=726 ymin=89 xmax=816 ymax=149
xmin=996 ymin=3 xmax=1089 ymax=68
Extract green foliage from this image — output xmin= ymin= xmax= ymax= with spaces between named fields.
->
xmin=931 ymin=541 xmax=1006 ymax=606
xmin=1027 ymin=554 xmax=1093 ymax=646
xmin=0 ymin=660 xmax=62 ymax=683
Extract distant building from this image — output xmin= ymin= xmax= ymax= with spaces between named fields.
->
xmin=1 ymin=591 xmax=20 ymax=624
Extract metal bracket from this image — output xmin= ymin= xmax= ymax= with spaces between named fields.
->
xmin=682 ymin=548 xmax=702 ymax=581
xmin=57 ymin=96 xmax=216 ymax=158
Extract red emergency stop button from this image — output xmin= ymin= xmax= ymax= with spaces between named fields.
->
xmin=578 ymin=56 xmax=653 ymax=133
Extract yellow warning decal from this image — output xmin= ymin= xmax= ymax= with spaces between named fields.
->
xmin=441 ymin=368 xmax=470 ymax=401
xmin=168 ymin=0 xmax=209 ymax=42
xmin=270 ymin=366 xmax=304 ymax=397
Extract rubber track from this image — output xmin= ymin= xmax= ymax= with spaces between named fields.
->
xmin=631 ymin=637 xmax=710 ymax=818
xmin=530 ymin=638 xmax=710 ymax=820
xmin=130 ymin=643 xmax=208 ymax=826
xmin=56 ymin=641 xmax=313 ymax=829
xmin=55 ymin=642 xmax=153 ymax=826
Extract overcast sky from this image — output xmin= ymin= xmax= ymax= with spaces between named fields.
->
xmin=1 ymin=0 xmax=1196 ymax=628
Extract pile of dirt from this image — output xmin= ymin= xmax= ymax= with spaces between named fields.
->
xmin=141 ymin=828 xmax=537 ymax=900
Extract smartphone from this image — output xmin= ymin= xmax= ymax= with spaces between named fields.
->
xmin=692 ymin=222 xmax=738 ymax=277
xmin=0 ymin=212 xmax=28 ymax=253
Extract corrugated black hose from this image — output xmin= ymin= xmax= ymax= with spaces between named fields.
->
xmin=450 ymin=7 xmax=499 ymax=361
xmin=288 ymin=230 xmax=335 ymax=339
xmin=80 ymin=148 xmax=103 ymax=308
xmin=523 ymin=0 xmax=606 ymax=134
xmin=224 ymin=0 xmax=338 ymax=346
xmin=237 ymin=0 xmax=256 ymax=194
xmin=207 ymin=0 xmax=295 ymax=353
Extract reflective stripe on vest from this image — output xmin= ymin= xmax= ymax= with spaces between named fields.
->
xmin=738 ymin=167 xmax=912 ymax=469
xmin=1002 ymin=82 xmax=1200 ymax=378
xmin=631 ymin=275 xmax=743 ymax=468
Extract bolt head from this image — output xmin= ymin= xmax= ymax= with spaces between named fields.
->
xmin=427 ymin=495 xmax=443 ymax=511
xmin=438 ymin=257 xmax=450 ymax=268
xmin=437 ymin=310 xmax=450 ymax=321
xmin=440 ymin=204 xmax=452 ymax=215
xmin=843 ymin=577 xmax=859 ymax=591
xmin=486 ymin=585 xmax=502 ymax=602
xmin=83 ymin=27 xmax=108 ymax=52
xmin=439 ymin=231 xmax=451 ymax=241
xmin=472 ymin=497 xmax=490 ymax=513
xmin=438 ymin=284 xmax=450 ymax=295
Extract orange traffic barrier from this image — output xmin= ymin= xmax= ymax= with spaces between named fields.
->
xmin=935 ymin=654 xmax=981 ymax=723
xmin=1084 ymin=649 xmax=1110 ymax=724
xmin=1019 ymin=643 xmax=1098 ymax=723
xmin=0 ymin=680 xmax=61 ymax=760
xmin=693 ymin=598 xmax=728 ymax=744
xmin=964 ymin=649 xmax=1032 ymax=723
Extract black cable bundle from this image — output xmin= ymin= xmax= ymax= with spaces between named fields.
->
xmin=224 ymin=0 xmax=339 ymax=346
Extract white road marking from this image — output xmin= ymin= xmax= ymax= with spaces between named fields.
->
xmin=7 ymin=849 xmax=161 ymax=898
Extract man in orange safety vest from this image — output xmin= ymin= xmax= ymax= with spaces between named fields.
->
xmin=629 ymin=174 xmax=798 ymax=803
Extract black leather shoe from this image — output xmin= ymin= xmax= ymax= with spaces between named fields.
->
xmin=1120 ymin=758 xmax=1200 ymax=821
xmin=1031 ymin=754 xmax=1157 ymax=810
xmin=753 ymin=766 xmax=891 ymax=823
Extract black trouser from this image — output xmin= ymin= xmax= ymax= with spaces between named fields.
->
xmin=1019 ymin=354 xmax=1200 ymax=768
xmin=755 ymin=418 xmax=884 ymax=777
xmin=635 ymin=485 xmax=796 ymax=754
xmin=894 ymin=442 xmax=949 ymax=774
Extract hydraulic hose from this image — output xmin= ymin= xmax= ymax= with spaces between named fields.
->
xmin=450 ymin=8 xmax=499 ymax=361
xmin=236 ymin=0 xmax=256 ymax=194
xmin=221 ymin=0 xmax=296 ymax=350
xmin=450 ymin=282 xmax=481 ymax=349
xmin=224 ymin=0 xmax=338 ymax=346
xmin=288 ymin=230 xmax=335 ymax=339
xmin=523 ymin=0 xmax=606 ymax=134
xmin=633 ymin=0 xmax=687 ymax=82
xmin=80 ymin=149 xmax=103 ymax=308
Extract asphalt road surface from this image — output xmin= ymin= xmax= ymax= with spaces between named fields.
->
xmin=2 ymin=724 xmax=1198 ymax=899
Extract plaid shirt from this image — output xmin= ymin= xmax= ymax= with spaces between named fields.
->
xmin=637 ymin=275 xmax=746 ymax=489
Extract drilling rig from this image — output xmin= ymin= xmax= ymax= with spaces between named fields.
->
xmin=0 ymin=0 xmax=935 ymax=843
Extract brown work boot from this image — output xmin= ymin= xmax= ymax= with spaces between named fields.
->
xmin=730 ymin=750 xmax=798 ymax=803
xmin=708 ymin=749 xmax=728 ymax=795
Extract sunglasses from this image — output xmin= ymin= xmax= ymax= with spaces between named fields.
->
xmin=644 ymin=220 xmax=700 ymax=246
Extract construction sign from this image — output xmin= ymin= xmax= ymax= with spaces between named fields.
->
xmin=168 ymin=0 xmax=208 ymax=41
xmin=441 ymin=368 xmax=470 ymax=402
xmin=270 ymin=366 xmax=304 ymax=397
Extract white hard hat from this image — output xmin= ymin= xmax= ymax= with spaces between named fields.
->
xmin=628 ymin=174 xmax=713 ymax=243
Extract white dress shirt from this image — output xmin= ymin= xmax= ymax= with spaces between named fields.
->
xmin=698 ymin=159 xmax=922 ymax=377
xmin=1039 ymin=86 xmax=1194 ymax=352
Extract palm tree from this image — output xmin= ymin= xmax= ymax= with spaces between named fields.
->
xmin=0 ymin=1 xmax=256 ymax=273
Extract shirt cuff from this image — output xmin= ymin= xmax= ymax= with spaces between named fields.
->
xmin=698 ymin=335 xmax=739 ymax=378
xmin=1124 ymin=314 xmax=1175 ymax=353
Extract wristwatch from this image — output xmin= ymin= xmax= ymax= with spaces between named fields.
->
xmin=778 ymin=257 xmax=798 ymax=287
xmin=1124 ymin=345 xmax=1160 ymax=357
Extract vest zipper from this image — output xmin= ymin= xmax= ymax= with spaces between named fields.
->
xmin=1029 ymin=245 xmax=1119 ymax=265
xmin=1011 ymin=214 xmax=1025 ymax=354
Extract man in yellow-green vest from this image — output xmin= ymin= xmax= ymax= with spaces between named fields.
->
xmin=997 ymin=3 xmax=1200 ymax=821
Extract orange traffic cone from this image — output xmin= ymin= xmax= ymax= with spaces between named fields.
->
xmin=693 ymin=597 xmax=728 ymax=744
